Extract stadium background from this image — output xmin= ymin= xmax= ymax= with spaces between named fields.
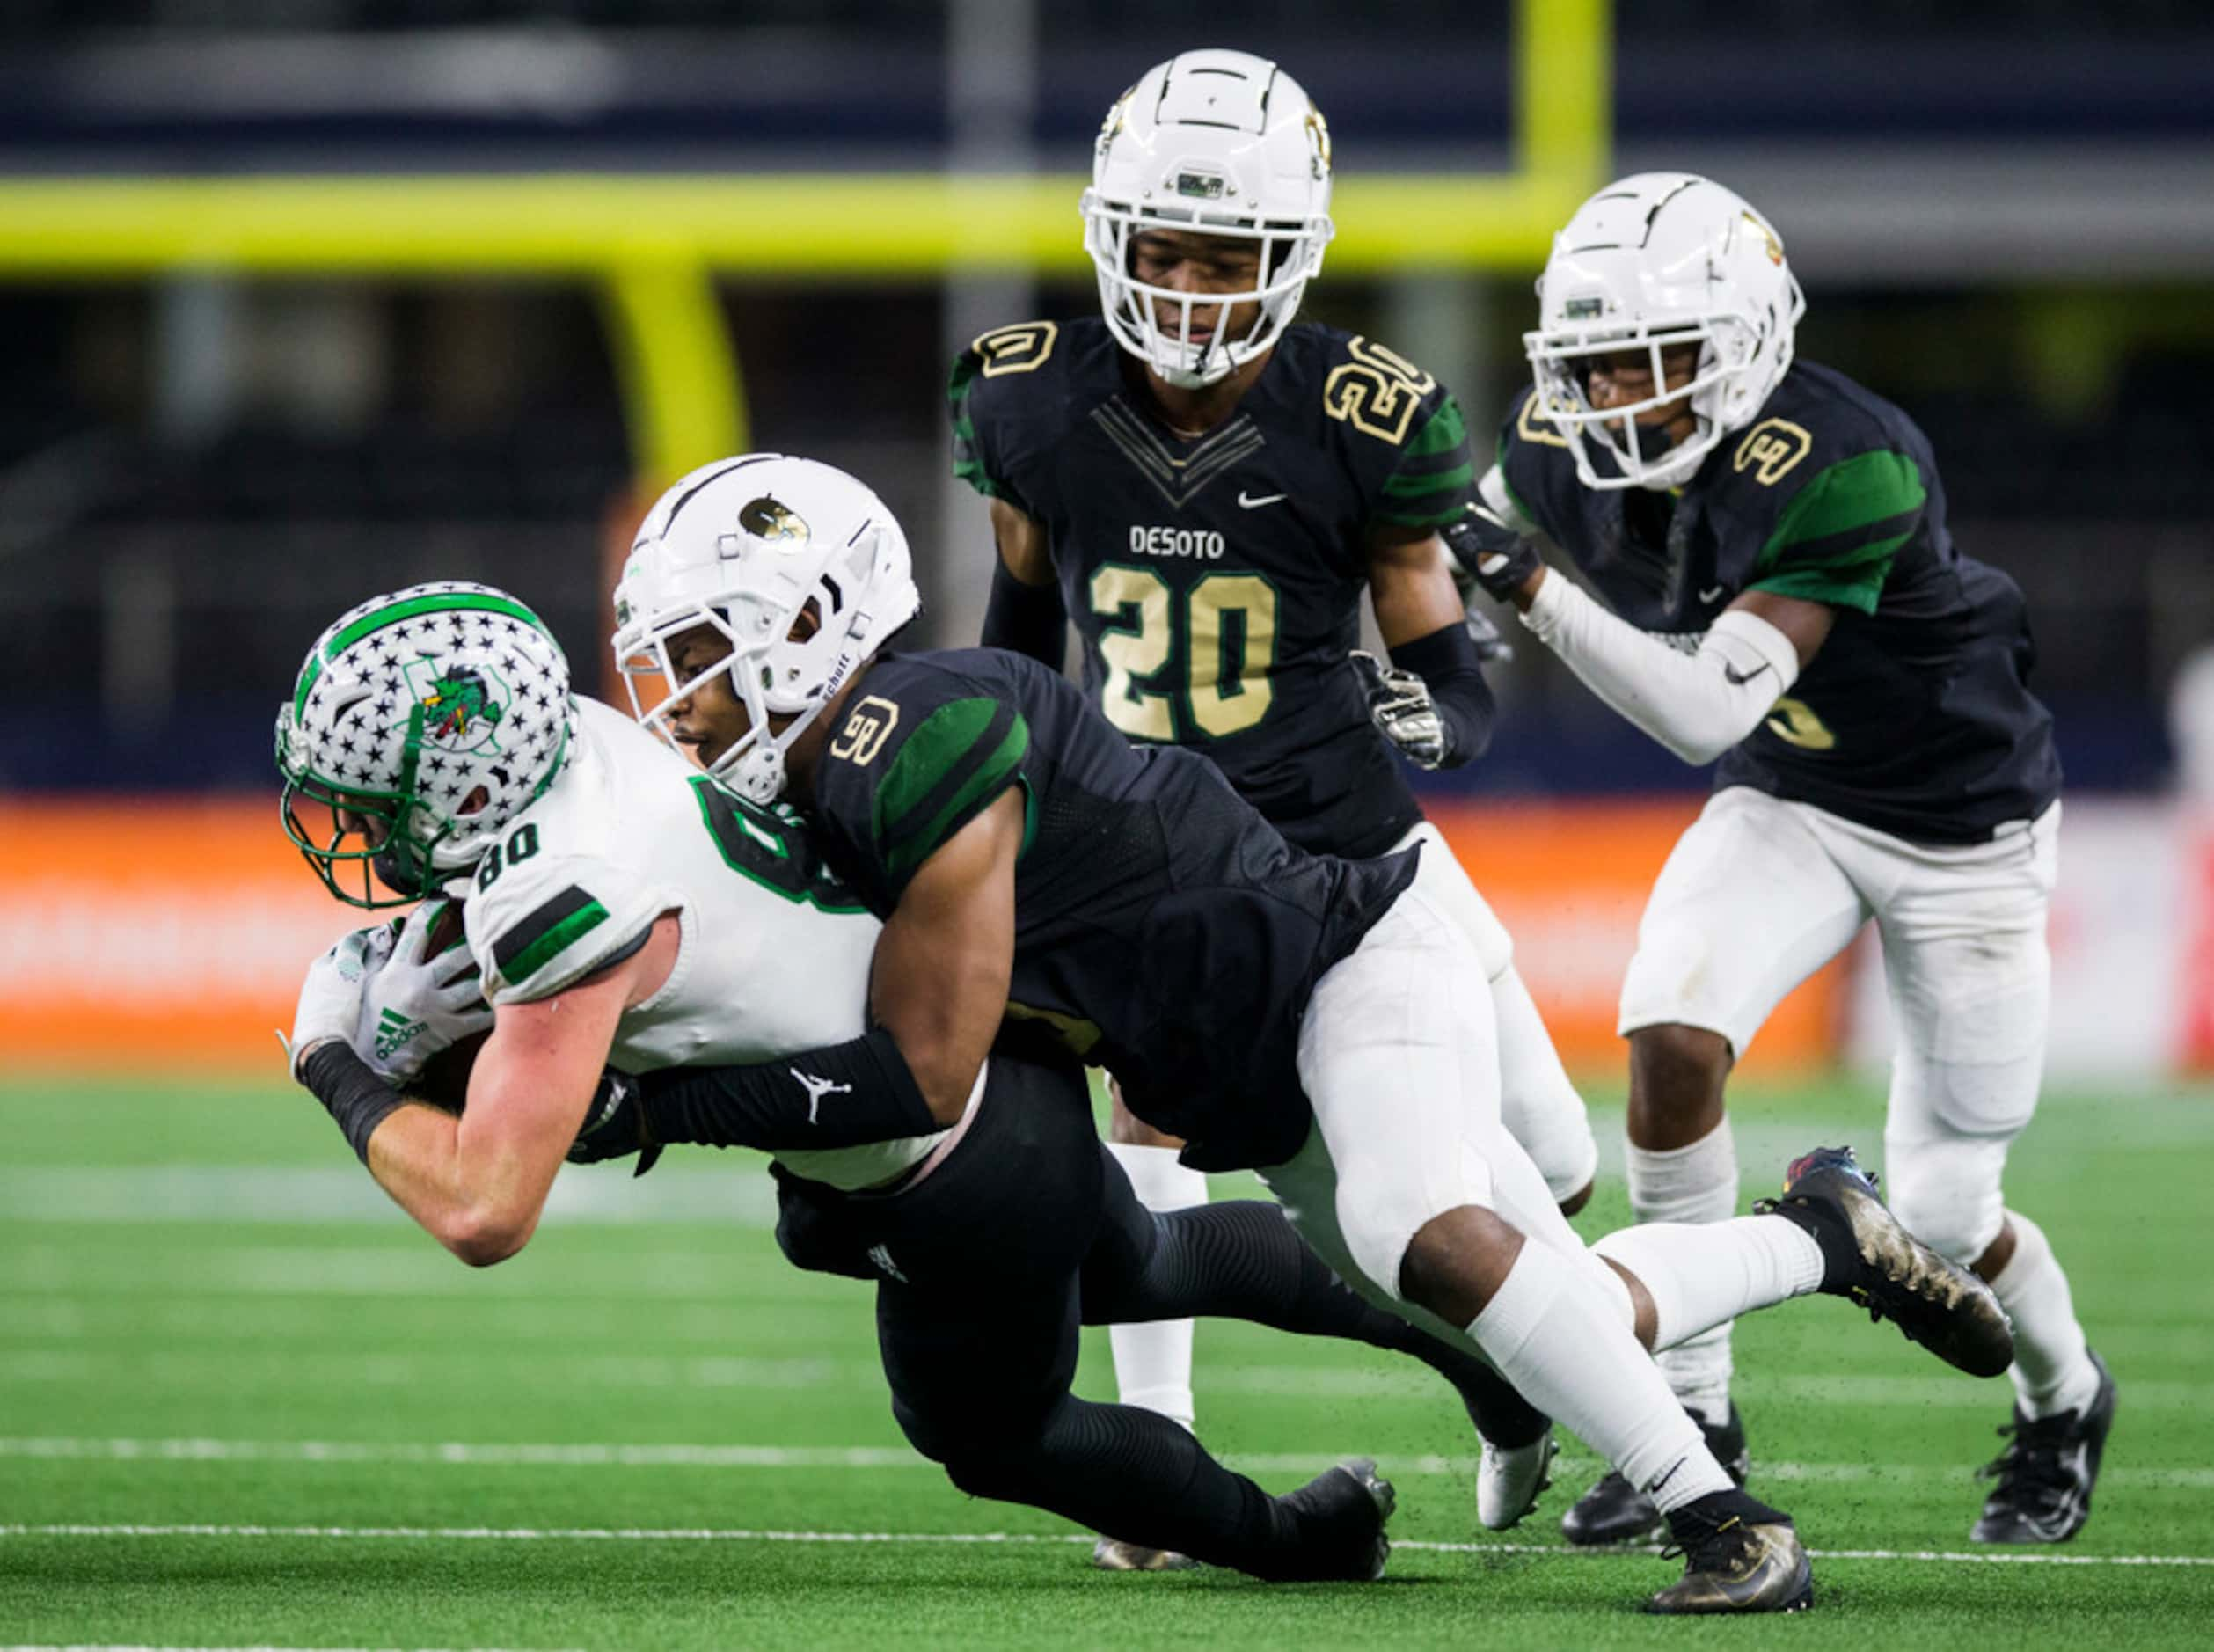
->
xmin=3 ymin=4 xmax=2212 ymax=1647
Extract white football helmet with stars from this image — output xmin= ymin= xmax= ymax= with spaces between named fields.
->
xmin=1081 ymin=48 xmax=1335 ymax=389
xmin=1524 ymin=172 xmax=1806 ymax=492
xmin=276 ymin=581 xmax=575 ymax=907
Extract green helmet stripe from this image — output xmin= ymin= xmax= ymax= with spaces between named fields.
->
xmin=291 ymin=591 xmax=552 ymax=718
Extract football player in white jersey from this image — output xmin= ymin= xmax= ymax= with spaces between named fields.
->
xmin=273 ymin=574 xmax=1566 ymax=1582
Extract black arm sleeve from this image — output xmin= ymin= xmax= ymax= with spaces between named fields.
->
xmin=979 ymin=558 xmax=1067 ymax=669
xmin=300 ymin=1042 xmax=408 ymax=1166
xmin=1390 ymin=622 xmax=1496 ymax=768
xmin=636 ymin=1027 xmax=942 ymax=1151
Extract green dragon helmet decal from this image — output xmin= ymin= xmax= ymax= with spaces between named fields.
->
xmin=417 ymin=664 xmax=506 ymax=744
xmin=274 ymin=581 xmax=575 ymax=909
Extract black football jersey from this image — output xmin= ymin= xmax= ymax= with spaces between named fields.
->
xmin=805 ymin=647 xmax=1417 ymax=1171
xmin=950 ymin=317 xmax=1478 ymax=860
xmin=1497 ymin=361 xmax=2061 ymax=844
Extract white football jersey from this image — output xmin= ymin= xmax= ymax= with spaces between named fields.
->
xmin=462 ymin=696 xmax=946 ymax=1189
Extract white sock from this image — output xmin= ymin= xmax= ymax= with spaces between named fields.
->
xmin=1471 ymin=1239 xmax=1733 ymax=1515
xmin=1594 ymin=1216 xmax=1825 ymax=1350
xmin=1626 ymin=1121 xmax=1740 ymax=1423
xmin=1988 ymin=1210 xmax=2100 ymax=1420
xmin=1106 ymin=1143 xmax=1208 ymax=1429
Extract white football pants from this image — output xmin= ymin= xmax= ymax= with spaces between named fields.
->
xmin=1397 ymin=822 xmax=1600 ymax=1205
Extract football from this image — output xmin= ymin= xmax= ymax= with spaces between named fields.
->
xmin=405 ymin=900 xmax=486 ymax=1114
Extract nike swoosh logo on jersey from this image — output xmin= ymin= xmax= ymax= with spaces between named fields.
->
xmin=1238 ymin=491 xmax=1288 ymax=509
xmin=1699 ymin=584 xmax=1728 ymax=603
xmin=1723 ymin=662 xmax=1772 ymax=687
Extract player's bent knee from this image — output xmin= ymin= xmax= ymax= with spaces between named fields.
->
xmin=1398 ymin=1204 xmax=1526 ymax=1326
xmin=1627 ymin=1023 xmax=1731 ymax=1114
xmin=1882 ymin=1136 xmax=2008 ymax=1266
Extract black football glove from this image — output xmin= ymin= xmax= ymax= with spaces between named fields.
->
xmin=568 ymin=1069 xmax=663 ymax=1177
xmin=1442 ymin=504 xmax=1542 ymax=604
xmin=1350 ymin=650 xmax=1452 ymax=771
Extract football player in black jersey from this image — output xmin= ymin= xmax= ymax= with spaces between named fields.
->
xmin=1452 ymin=172 xmax=2110 ymax=1549
xmin=602 ymin=451 xmax=2022 ymax=1614
xmin=950 ymin=50 xmax=1597 ymax=1560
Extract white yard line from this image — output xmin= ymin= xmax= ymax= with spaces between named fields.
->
xmin=5 ymin=1436 xmax=2212 ymax=1490
xmin=0 ymin=1167 xmax=774 ymax=1227
xmin=1 ymin=1347 xmax=2203 ymax=1410
xmin=1 ymin=1523 xmax=2208 ymax=1568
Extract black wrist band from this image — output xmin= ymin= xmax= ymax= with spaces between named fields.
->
xmin=1388 ymin=622 xmax=1497 ymax=767
xmin=980 ymin=559 xmax=1067 ymax=669
xmin=301 ymin=1042 xmax=408 ymax=1166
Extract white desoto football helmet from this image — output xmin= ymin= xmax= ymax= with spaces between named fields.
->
xmin=1524 ymin=172 xmax=1806 ymax=491
xmin=613 ymin=453 xmax=920 ymax=805
xmin=1081 ymin=48 xmax=1334 ymax=389
xmin=276 ymin=581 xmax=576 ymax=907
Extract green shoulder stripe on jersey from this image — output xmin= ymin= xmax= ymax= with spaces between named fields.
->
xmin=493 ymin=884 xmax=610 ymax=983
xmin=1374 ymin=397 xmax=1474 ymax=528
xmin=1381 ymin=460 xmax=1474 ymax=500
xmin=873 ymin=697 xmax=1030 ymax=879
xmin=946 ymin=352 xmax=1015 ymax=503
xmin=1400 ymin=395 xmax=1468 ymax=460
xmin=946 ymin=349 xmax=982 ymax=408
xmin=1751 ymin=450 xmax=1928 ymax=616
xmin=1371 ymin=494 xmax=1474 ymax=530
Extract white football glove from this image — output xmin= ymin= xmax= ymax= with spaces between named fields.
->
xmin=354 ymin=900 xmax=493 ymax=1085
xmin=1350 ymin=651 xmax=1451 ymax=770
xmin=283 ymin=924 xmax=396 ymax=1082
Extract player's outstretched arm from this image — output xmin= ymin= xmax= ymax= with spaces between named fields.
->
xmin=865 ymin=786 xmax=1024 ymax=1124
xmin=1444 ymin=499 xmax=1830 ymax=767
xmin=1516 ymin=575 xmax=1829 ymax=765
xmin=618 ymin=789 xmax=1022 ymax=1157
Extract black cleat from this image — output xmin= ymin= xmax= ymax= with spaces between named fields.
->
xmin=1562 ymin=1404 xmax=1748 ymax=1547
xmin=1647 ymin=1488 xmax=1813 ymax=1615
xmin=1972 ymin=1349 xmax=2117 ymax=1543
xmin=1275 ymin=1457 xmax=1396 ymax=1582
xmin=1756 ymin=1145 xmax=2015 ymax=1378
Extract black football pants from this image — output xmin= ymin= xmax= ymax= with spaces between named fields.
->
xmin=769 ymin=1050 xmax=1535 ymax=1578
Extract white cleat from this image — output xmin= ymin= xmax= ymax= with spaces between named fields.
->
xmin=1478 ymin=1429 xmax=1557 ymax=1531
xmin=1091 ymin=1535 xmax=1199 ymax=1572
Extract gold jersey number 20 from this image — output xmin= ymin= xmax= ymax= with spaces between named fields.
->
xmin=1090 ymin=567 xmax=1279 ymax=740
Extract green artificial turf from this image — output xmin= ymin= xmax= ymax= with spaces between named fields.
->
xmin=2 ymin=1072 xmax=2209 ymax=1648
